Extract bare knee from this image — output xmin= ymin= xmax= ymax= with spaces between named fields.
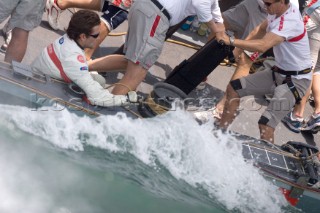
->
xmin=227 ymin=78 xmax=241 ymax=98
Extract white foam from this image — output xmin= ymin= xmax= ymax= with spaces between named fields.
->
xmin=0 ymin=104 xmax=288 ymax=212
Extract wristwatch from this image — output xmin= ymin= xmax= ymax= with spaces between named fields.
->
xmin=229 ymin=34 xmax=235 ymax=46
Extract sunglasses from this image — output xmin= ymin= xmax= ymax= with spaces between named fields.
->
xmin=264 ymin=1 xmax=276 ymax=7
xmin=89 ymin=33 xmax=100 ymax=39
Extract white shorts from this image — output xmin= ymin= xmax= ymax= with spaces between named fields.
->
xmin=124 ymin=0 xmax=169 ymax=69
xmin=0 ymin=0 xmax=45 ymax=31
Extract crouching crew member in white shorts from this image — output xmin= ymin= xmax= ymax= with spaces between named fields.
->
xmin=111 ymin=0 xmax=225 ymax=95
xmin=216 ymin=0 xmax=312 ymax=143
xmin=32 ymin=10 xmax=137 ymax=107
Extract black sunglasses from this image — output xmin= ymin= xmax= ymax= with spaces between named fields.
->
xmin=89 ymin=33 xmax=100 ymax=39
xmin=264 ymin=1 xmax=275 ymax=7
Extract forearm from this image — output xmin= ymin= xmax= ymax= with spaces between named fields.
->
xmin=244 ymin=20 xmax=267 ymax=41
xmin=233 ymin=31 xmax=284 ymax=53
xmin=216 ymin=19 xmax=283 ymax=54
xmin=207 ymin=21 xmax=225 ymax=41
xmin=209 ymin=22 xmax=225 ymax=33
xmin=233 ymin=39 xmax=268 ymax=53
xmin=89 ymin=55 xmax=127 ymax=72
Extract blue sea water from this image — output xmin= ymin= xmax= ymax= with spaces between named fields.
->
xmin=0 ymin=104 xmax=299 ymax=213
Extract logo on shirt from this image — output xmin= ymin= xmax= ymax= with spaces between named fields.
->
xmin=80 ymin=66 xmax=88 ymax=71
xmin=77 ymin=55 xmax=85 ymax=63
xmin=59 ymin=37 xmax=64 ymax=44
xmin=278 ymin=16 xmax=284 ymax=31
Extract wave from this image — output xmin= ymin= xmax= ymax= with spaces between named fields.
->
xmin=0 ymin=104 xmax=289 ymax=212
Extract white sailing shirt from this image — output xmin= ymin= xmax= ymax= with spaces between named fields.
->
xmin=158 ymin=0 xmax=223 ymax=26
xmin=31 ymin=34 xmax=129 ymax=107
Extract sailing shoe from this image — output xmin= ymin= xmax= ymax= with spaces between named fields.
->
xmin=46 ymin=0 xmax=64 ymax=30
xmin=2 ymin=28 xmax=12 ymax=45
xmin=0 ymin=27 xmax=12 ymax=53
xmin=282 ymin=112 xmax=303 ymax=133
xmin=303 ymin=113 xmax=320 ymax=132
xmin=0 ymin=43 xmax=7 ymax=53
xmin=181 ymin=16 xmax=194 ymax=31
xmin=309 ymin=94 xmax=315 ymax=108
xmin=193 ymin=107 xmax=222 ymax=123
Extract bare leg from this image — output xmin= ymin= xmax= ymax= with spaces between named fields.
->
xmin=312 ymin=74 xmax=320 ymax=114
xmin=112 ymin=61 xmax=147 ymax=95
xmin=57 ymin=0 xmax=101 ymax=10
xmin=219 ymin=84 xmax=240 ymax=129
xmin=215 ymin=95 xmax=226 ymax=112
xmin=216 ymin=53 xmax=253 ymax=113
xmin=5 ymin=28 xmax=28 ymax=63
xmin=259 ymin=124 xmax=275 ymax=143
xmin=291 ymin=73 xmax=320 ymax=117
xmin=84 ymin=22 xmax=109 ymax=60
xmin=88 ymin=54 xmax=127 ymax=71
xmin=291 ymin=84 xmax=311 ymax=118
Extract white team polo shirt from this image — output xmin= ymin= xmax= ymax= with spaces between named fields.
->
xmin=267 ymin=3 xmax=312 ymax=80
xmin=158 ymin=0 xmax=223 ymax=26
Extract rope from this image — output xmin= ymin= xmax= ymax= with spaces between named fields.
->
xmin=108 ymin=32 xmax=127 ymax=36
xmin=104 ymin=83 xmax=171 ymax=116
xmin=141 ymin=93 xmax=170 ymax=115
xmin=122 ymin=106 xmax=143 ymax=119
xmin=283 ymin=144 xmax=302 ymax=157
xmin=104 ymin=84 xmax=170 ymax=116
xmin=307 ymin=151 xmax=320 ymax=161
xmin=166 ymin=39 xmax=201 ymax=50
xmin=282 ymin=144 xmax=320 ymax=161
